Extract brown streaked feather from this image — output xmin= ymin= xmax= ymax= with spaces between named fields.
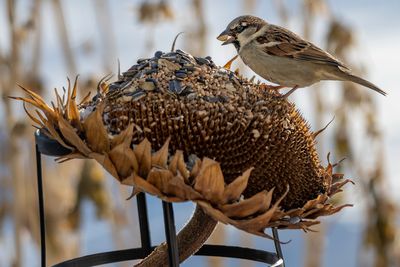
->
xmin=260 ymin=25 xmax=349 ymax=69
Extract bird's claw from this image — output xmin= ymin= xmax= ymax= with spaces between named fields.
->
xmin=280 ymin=86 xmax=299 ymax=99
xmin=260 ymin=84 xmax=284 ymax=91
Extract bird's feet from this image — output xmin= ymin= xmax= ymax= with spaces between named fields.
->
xmin=280 ymin=85 xmax=299 ymax=99
xmin=259 ymin=83 xmax=284 ymax=91
xmin=263 ymin=85 xmax=299 ymax=99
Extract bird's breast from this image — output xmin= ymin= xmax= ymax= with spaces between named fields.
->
xmin=239 ymin=44 xmax=322 ymax=87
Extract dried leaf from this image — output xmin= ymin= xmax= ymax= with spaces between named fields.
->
xmin=83 ymin=103 xmax=110 ymax=153
xmin=78 ymin=91 xmax=92 ymax=106
xmin=169 ymin=150 xmax=190 ymax=183
xmin=110 ymin=124 xmax=134 ymax=149
xmin=222 ymin=167 xmax=253 ymax=204
xmin=220 ymin=190 xmax=273 ymax=218
xmin=308 ymin=204 xmax=353 ymax=219
xmin=121 ymin=175 xmax=135 ymax=186
xmin=329 ymin=179 xmax=354 ymax=196
xmin=190 ymin=157 xmax=202 ymax=178
xmin=54 ymin=88 xmax=65 ymax=114
xmin=11 ymin=95 xmax=55 ymax=122
xmin=147 ymin=168 xmax=200 ymax=200
xmin=147 ymin=169 xmax=173 ymax=192
xmin=125 ymin=187 xmax=141 ymax=200
xmin=168 ymin=173 xmax=203 ymax=200
xmin=196 ymin=200 xmax=234 ymax=225
xmin=90 ymin=152 xmax=119 ymax=179
xmin=126 ymin=148 xmax=139 ymax=174
xmin=109 ymin=143 xmax=135 ymax=179
xmin=17 ymin=84 xmax=55 ymax=117
xmin=22 ymin=102 xmax=44 ymax=127
xmin=65 ymin=77 xmax=82 ymax=130
xmin=55 ymin=152 xmax=87 ymax=162
xmin=134 ymin=138 xmax=152 ymax=177
xmin=41 ymin=116 xmax=74 ymax=150
xmin=58 ymin=116 xmax=91 ymax=155
xmin=194 ymin=158 xmax=224 ymax=204
xmin=133 ymin=173 xmax=163 ymax=196
xmin=303 ymin=194 xmax=328 ymax=210
xmin=151 ymin=137 xmax=170 ymax=168
xmin=284 ymin=208 xmax=306 ymax=218
xmin=235 ymin=186 xmax=289 ymax=231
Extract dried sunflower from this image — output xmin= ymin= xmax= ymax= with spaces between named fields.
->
xmin=13 ymin=49 xmax=352 ymax=265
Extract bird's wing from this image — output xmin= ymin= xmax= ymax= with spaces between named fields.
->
xmin=257 ymin=25 xmax=349 ymax=70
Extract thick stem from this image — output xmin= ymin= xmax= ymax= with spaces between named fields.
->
xmin=135 ymin=205 xmax=217 ymax=267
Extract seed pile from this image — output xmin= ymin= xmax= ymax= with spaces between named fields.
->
xmin=80 ymin=49 xmax=326 ymax=210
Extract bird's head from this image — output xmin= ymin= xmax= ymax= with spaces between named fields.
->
xmin=217 ymin=15 xmax=266 ymax=50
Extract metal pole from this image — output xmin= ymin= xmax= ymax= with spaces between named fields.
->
xmin=272 ymin=228 xmax=285 ymax=267
xmin=162 ymin=201 xmax=179 ymax=266
xmin=35 ymin=144 xmax=46 ymax=267
xmin=136 ymin=192 xmax=152 ymax=255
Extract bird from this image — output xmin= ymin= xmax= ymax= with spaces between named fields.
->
xmin=217 ymin=15 xmax=386 ymax=97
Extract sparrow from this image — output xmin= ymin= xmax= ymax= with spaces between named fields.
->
xmin=217 ymin=15 xmax=386 ymax=97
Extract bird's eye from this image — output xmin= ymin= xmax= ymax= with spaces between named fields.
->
xmin=236 ymin=25 xmax=245 ymax=33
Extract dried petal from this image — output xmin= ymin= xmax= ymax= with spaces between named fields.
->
xmin=219 ymin=190 xmax=272 ymax=218
xmin=89 ymin=152 xmax=119 ymax=179
xmin=58 ymin=116 xmax=91 ymax=155
xmin=66 ymin=77 xmax=82 ymax=130
xmin=110 ymin=124 xmax=134 ymax=149
xmin=194 ymin=158 xmax=224 ymax=204
xmin=38 ymin=113 xmax=74 ymax=150
xmin=151 ymin=137 xmax=170 ymax=168
xmin=132 ymin=173 xmax=163 ymax=196
xmin=222 ymin=167 xmax=253 ymax=204
xmin=303 ymin=194 xmax=328 ymax=210
xmin=83 ymin=103 xmax=109 ymax=153
xmin=147 ymin=169 xmax=201 ymax=200
xmin=234 ymin=186 xmax=289 ymax=232
xmin=134 ymin=138 xmax=152 ymax=177
xmin=169 ymin=150 xmax=190 ymax=183
xmin=196 ymin=200 xmax=234 ymax=225
xmin=109 ymin=143 xmax=135 ymax=179
xmin=190 ymin=157 xmax=202 ymax=178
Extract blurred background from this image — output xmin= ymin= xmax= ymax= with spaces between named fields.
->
xmin=0 ymin=0 xmax=399 ymax=266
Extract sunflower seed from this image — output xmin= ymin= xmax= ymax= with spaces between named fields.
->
xmin=203 ymin=96 xmax=220 ymax=103
xmin=182 ymin=65 xmax=195 ymax=72
xmin=139 ymin=81 xmax=156 ymax=91
xmin=195 ymin=57 xmax=210 ymax=65
xmin=169 ymin=80 xmax=182 ymax=94
xmin=158 ymin=58 xmax=180 ymax=71
xmin=175 ymin=70 xmax=187 ymax=79
xmin=144 ymin=69 xmax=157 ymax=75
xmin=180 ymin=86 xmax=194 ymax=96
xmin=154 ymin=51 xmax=163 ymax=58
xmin=137 ymin=58 xmax=148 ymax=64
xmin=186 ymin=93 xmax=197 ymax=100
xmin=126 ymin=89 xmax=146 ymax=100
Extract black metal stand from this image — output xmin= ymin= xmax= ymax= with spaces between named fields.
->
xmin=35 ymin=130 xmax=285 ymax=266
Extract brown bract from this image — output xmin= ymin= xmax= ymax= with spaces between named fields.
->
xmin=12 ymin=50 xmax=353 ymax=238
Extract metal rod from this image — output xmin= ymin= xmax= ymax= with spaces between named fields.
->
xmin=272 ymin=228 xmax=285 ymax=267
xmin=196 ymin=244 xmax=279 ymax=264
xmin=162 ymin=201 xmax=179 ymax=266
xmin=53 ymin=247 xmax=157 ymax=267
xmin=136 ymin=192 xmax=152 ymax=254
xmin=35 ymin=144 xmax=46 ymax=267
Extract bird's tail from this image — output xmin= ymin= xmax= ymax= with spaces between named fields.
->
xmin=343 ymin=73 xmax=387 ymax=96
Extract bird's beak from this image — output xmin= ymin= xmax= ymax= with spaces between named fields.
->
xmin=217 ymin=30 xmax=236 ymax=45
